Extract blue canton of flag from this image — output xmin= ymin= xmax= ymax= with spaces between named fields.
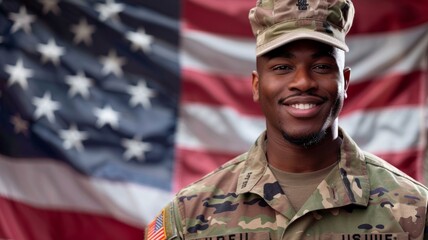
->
xmin=0 ymin=0 xmax=180 ymax=190
xmin=155 ymin=214 xmax=164 ymax=231
xmin=0 ymin=0 xmax=180 ymax=239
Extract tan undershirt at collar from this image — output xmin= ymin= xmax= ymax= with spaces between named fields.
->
xmin=269 ymin=162 xmax=338 ymax=211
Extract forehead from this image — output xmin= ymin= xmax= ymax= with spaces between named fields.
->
xmin=260 ymin=39 xmax=338 ymax=60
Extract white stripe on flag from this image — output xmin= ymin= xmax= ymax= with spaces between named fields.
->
xmin=0 ymin=155 xmax=173 ymax=227
xmin=177 ymin=103 xmax=423 ymax=155
xmin=346 ymin=23 xmax=428 ymax=83
xmin=180 ymin=30 xmax=255 ymax=76
xmin=340 ymin=106 xmax=424 ymax=154
xmin=177 ymin=103 xmax=265 ymax=153
xmin=181 ymin=23 xmax=428 ymax=80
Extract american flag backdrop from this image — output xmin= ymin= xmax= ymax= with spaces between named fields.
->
xmin=0 ymin=0 xmax=427 ymax=239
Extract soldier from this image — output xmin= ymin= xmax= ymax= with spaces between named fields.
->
xmin=145 ymin=0 xmax=428 ymax=239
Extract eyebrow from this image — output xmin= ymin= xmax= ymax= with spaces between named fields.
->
xmin=264 ymin=48 xmax=337 ymax=60
xmin=311 ymin=49 xmax=336 ymax=59
xmin=264 ymin=51 xmax=294 ymax=59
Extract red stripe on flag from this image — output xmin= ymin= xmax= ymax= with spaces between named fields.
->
xmin=182 ymin=69 xmax=261 ymax=116
xmin=183 ymin=0 xmax=253 ymax=37
xmin=350 ymin=1 xmax=428 ymax=35
xmin=342 ymin=71 xmax=425 ymax=115
xmin=181 ymin=69 xmax=424 ymax=117
xmin=0 ymin=196 xmax=143 ymax=240
xmin=375 ymin=148 xmax=425 ymax=182
xmin=183 ymin=0 xmax=428 ymax=37
xmin=174 ymin=148 xmax=239 ymax=190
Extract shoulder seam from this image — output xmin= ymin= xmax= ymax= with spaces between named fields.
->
xmin=182 ymin=152 xmax=248 ymax=188
xmin=364 ymin=153 xmax=428 ymax=190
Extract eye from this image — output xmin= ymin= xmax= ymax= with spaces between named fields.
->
xmin=312 ymin=64 xmax=334 ymax=74
xmin=272 ymin=64 xmax=293 ymax=73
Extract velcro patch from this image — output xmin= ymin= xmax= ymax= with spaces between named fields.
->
xmin=190 ymin=231 xmax=270 ymax=240
xmin=328 ymin=233 xmax=409 ymax=240
xmin=145 ymin=209 xmax=167 ymax=240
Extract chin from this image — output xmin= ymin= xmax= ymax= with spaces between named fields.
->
xmin=281 ymin=129 xmax=327 ymax=148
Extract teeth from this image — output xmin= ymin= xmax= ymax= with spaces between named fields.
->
xmin=291 ymin=103 xmax=316 ymax=110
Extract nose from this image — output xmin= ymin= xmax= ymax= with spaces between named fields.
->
xmin=289 ymin=67 xmax=318 ymax=92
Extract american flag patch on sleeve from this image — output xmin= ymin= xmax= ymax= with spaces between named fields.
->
xmin=146 ymin=209 xmax=166 ymax=240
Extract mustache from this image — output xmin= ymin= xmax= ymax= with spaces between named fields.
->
xmin=278 ymin=92 xmax=327 ymax=105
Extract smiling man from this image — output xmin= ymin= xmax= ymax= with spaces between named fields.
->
xmin=253 ymin=40 xmax=350 ymax=173
xmin=145 ymin=0 xmax=428 ymax=239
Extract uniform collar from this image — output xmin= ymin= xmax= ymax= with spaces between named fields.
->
xmin=236 ymin=128 xmax=370 ymax=209
xmin=236 ymin=131 xmax=269 ymax=194
xmin=332 ymin=128 xmax=370 ymax=206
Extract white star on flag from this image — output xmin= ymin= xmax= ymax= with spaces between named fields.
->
xmin=126 ymin=28 xmax=154 ymax=52
xmin=94 ymin=105 xmax=120 ymax=129
xmin=127 ymin=81 xmax=156 ymax=109
xmin=37 ymin=38 xmax=65 ymax=65
xmin=70 ymin=18 xmax=96 ymax=45
xmin=8 ymin=6 xmax=36 ymax=33
xmin=95 ymin=0 xmax=124 ymax=21
xmin=65 ymin=71 xmax=93 ymax=99
xmin=121 ymin=137 xmax=152 ymax=161
xmin=5 ymin=58 xmax=34 ymax=90
xmin=38 ymin=0 xmax=60 ymax=15
xmin=59 ymin=124 xmax=89 ymax=152
xmin=32 ymin=92 xmax=61 ymax=123
xmin=100 ymin=50 xmax=126 ymax=76
xmin=10 ymin=114 xmax=29 ymax=135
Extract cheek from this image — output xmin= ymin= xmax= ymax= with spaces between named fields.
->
xmin=258 ymin=85 xmax=281 ymax=107
xmin=259 ymin=77 xmax=287 ymax=98
xmin=257 ymin=87 xmax=278 ymax=116
xmin=322 ymin=78 xmax=342 ymax=97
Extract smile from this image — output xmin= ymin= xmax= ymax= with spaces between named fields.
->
xmin=290 ymin=103 xmax=317 ymax=110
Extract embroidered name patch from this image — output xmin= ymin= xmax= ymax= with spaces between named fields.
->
xmin=328 ymin=233 xmax=409 ymax=240
xmin=191 ymin=231 xmax=269 ymax=240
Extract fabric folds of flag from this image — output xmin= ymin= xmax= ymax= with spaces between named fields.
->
xmin=0 ymin=0 xmax=179 ymax=239
xmin=174 ymin=0 xmax=428 ymax=188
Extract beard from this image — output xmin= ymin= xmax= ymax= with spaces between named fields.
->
xmin=281 ymin=129 xmax=327 ymax=148
xmin=280 ymin=96 xmax=342 ymax=148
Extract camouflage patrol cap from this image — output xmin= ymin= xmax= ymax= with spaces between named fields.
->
xmin=249 ymin=0 xmax=355 ymax=56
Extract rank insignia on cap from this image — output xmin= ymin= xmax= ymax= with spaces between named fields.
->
xmin=146 ymin=209 xmax=167 ymax=240
xmin=296 ymin=0 xmax=309 ymax=10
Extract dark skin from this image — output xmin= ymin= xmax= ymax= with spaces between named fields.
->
xmin=252 ymin=40 xmax=351 ymax=173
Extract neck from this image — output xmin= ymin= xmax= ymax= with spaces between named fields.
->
xmin=266 ymin=125 xmax=342 ymax=173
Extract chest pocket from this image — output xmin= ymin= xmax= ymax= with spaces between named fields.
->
xmin=190 ymin=231 xmax=270 ymax=240
xmin=323 ymin=232 xmax=409 ymax=240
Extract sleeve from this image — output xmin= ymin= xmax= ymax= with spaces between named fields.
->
xmin=144 ymin=200 xmax=183 ymax=240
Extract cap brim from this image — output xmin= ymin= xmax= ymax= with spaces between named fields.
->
xmin=256 ymin=29 xmax=349 ymax=56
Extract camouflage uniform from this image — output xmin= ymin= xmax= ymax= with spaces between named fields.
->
xmin=146 ymin=129 xmax=428 ymax=240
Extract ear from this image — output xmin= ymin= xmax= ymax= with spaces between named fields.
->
xmin=343 ymin=67 xmax=351 ymax=98
xmin=252 ymin=70 xmax=260 ymax=102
